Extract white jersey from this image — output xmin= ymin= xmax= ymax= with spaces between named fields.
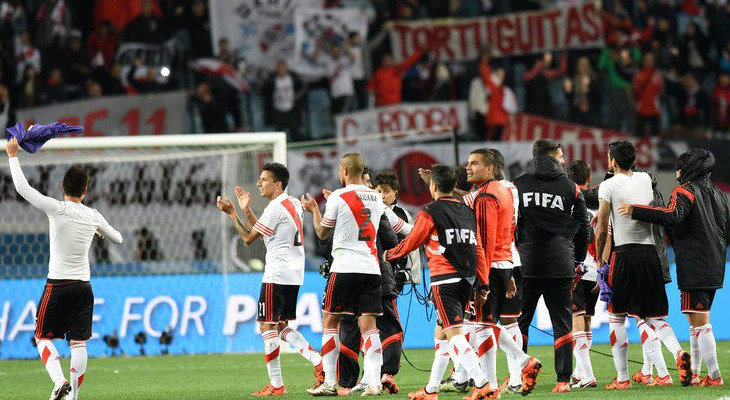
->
xmin=252 ymin=192 xmax=305 ymax=285
xmin=598 ymin=171 xmax=655 ymax=247
xmin=581 ymin=209 xmax=598 ymax=282
xmin=9 ymin=157 xmax=123 ymax=281
xmin=322 ymin=184 xmax=388 ymax=275
xmin=499 ymin=179 xmax=521 ymax=267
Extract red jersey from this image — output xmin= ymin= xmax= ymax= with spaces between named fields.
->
xmin=367 ymin=51 xmax=422 ymax=107
xmin=633 ymin=69 xmax=663 ymax=116
xmin=480 ymin=63 xmax=508 ymax=127
xmin=712 ymin=86 xmax=730 ymax=129
xmin=463 ymin=180 xmax=514 ymax=269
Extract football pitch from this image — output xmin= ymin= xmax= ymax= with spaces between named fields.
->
xmin=1 ymin=342 xmax=728 ymax=399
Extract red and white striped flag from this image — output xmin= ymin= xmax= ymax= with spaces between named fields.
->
xmin=189 ymin=58 xmax=249 ymax=92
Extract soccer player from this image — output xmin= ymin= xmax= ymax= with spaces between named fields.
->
xmin=385 ymin=165 xmax=497 ymax=400
xmin=216 ymin=162 xmax=324 ymax=396
xmin=514 ymin=139 xmax=591 ymax=393
xmin=461 ymin=149 xmax=542 ymax=395
xmin=565 ymin=160 xmax=598 ymax=388
xmin=619 ymin=148 xmax=728 ymax=387
xmin=6 ymin=137 xmax=123 ymax=400
xmin=300 ymin=153 xmax=389 ymax=396
xmin=594 ymin=141 xmax=683 ymax=389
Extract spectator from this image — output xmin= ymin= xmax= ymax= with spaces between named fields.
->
xmin=598 ymin=37 xmax=640 ymax=132
xmin=177 ymin=0 xmax=213 ymax=59
xmin=35 ymin=0 xmax=71 ymax=50
xmin=712 ymin=72 xmax=730 ymax=133
xmin=94 ymin=0 xmax=162 ymax=32
xmin=468 ymin=53 xmax=489 ymax=139
xmin=126 ymin=57 xmax=162 ymax=94
xmin=564 ymin=56 xmax=599 ymax=126
xmin=86 ymin=78 xmax=103 ymax=98
xmin=347 ymin=32 xmax=368 ymax=110
xmin=263 ymin=60 xmax=306 ymax=142
xmin=0 ymin=39 xmax=15 ymax=88
xmin=62 ymin=30 xmax=90 ymax=96
xmin=633 ymin=52 xmax=663 ymax=136
xmin=480 ymin=59 xmax=510 ymax=141
xmin=0 ymin=0 xmax=26 ymax=51
xmin=679 ymin=21 xmax=709 ymax=78
xmin=368 ymin=50 xmax=423 ymax=107
xmin=40 ymin=68 xmax=68 ymax=104
xmin=19 ymin=65 xmax=40 ymax=107
xmin=0 ymin=83 xmax=15 ymax=132
xmin=193 ymin=81 xmax=229 ymax=133
xmin=15 ymin=31 xmax=40 ymax=84
xmin=97 ymin=62 xmax=126 ymax=95
xmin=669 ymin=73 xmax=711 ymax=132
xmin=87 ymin=21 xmax=119 ymax=69
xmin=311 ymin=41 xmax=355 ymax=115
xmin=216 ymin=38 xmax=238 ymax=67
xmin=522 ymin=51 xmax=566 ymax=118
xmin=122 ymin=0 xmax=172 ymax=44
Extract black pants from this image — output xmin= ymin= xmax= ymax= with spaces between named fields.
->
xmin=338 ymin=297 xmax=403 ymax=388
xmin=353 ymin=79 xmax=368 ymax=110
xmin=273 ymin=109 xmax=301 ymax=142
xmin=636 ymin=114 xmax=660 ymax=137
xmin=518 ymin=277 xmax=573 ymax=383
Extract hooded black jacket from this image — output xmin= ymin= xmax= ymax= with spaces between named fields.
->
xmin=631 ymin=149 xmax=729 ymax=290
xmin=513 ymin=155 xmax=591 ymax=279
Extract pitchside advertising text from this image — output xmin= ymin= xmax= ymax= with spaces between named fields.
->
xmin=1 ymin=268 xmax=728 ymax=359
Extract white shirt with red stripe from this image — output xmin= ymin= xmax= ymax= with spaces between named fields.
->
xmin=253 ymin=192 xmax=305 ymax=285
xmin=322 ymin=184 xmax=386 ymax=275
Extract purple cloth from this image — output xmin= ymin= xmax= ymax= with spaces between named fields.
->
xmin=6 ymin=122 xmax=83 ymax=153
xmin=597 ymin=263 xmax=613 ymax=303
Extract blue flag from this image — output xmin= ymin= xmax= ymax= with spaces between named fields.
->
xmin=6 ymin=122 xmax=84 ymax=153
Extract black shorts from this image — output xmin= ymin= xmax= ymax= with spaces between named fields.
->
xmin=322 ymin=272 xmax=382 ymax=316
xmin=432 ymin=279 xmax=471 ymax=329
xmin=681 ymin=289 xmax=716 ymax=314
xmin=35 ymin=279 xmax=93 ymax=341
xmin=607 ymin=244 xmax=668 ymax=319
xmin=572 ymin=279 xmax=598 ymax=316
xmin=257 ymin=283 xmax=299 ymax=323
xmin=502 ymin=266 xmax=522 ymax=318
xmin=475 ymin=268 xmax=514 ymax=323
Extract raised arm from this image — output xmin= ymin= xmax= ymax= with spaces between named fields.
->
xmin=6 ymin=139 xmax=61 ymax=215
xmin=97 ymin=213 xmax=123 ymax=244
xmin=302 ymin=193 xmax=333 ymax=240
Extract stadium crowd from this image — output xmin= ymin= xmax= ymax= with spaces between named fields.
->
xmin=2 ymin=0 xmax=730 ymax=139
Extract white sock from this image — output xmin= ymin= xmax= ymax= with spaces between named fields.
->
xmin=580 ymin=331 xmax=595 ymax=381
xmin=37 ymin=339 xmax=65 ymax=384
xmin=320 ymin=328 xmax=339 ymax=386
xmin=639 ymin=320 xmax=669 ymax=378
xmin=70 ymin=343 xmax=87 ymax=400
xmin=363 ymin=329 xmax=383 ymax=389
xmin=426 ymin=340 xmax=451 ymax=393
xmin=696 ymin=324 xmax=721 ymax=379
xmin=262 ymin=330 xmax=283 ymax=387
xmin=449 ymin=334 xmax=487 ymax=388
xmin=475 ymin=326 xmax=497 ymax=388
xmin=648 ymin=319 xmax=682 ymax=359
xmin=689 ymin=326 xmax=702 ymax=375
xmin=572 ymin=332 xmax=586 ymax=380
xmin=504 ymin=323 xmax=523 ymax=387
xmin=641 ymin=342 xmax=653 ymax=376
xmin=452 ymin=325 xmax=474 ymax=384
xmin=609 ymin=315 xmax=629 ymax=382
xmin=493 ymin=325 xmax=530 ymax=367
xmin=280 ymin=326 xmax=322 ymax=366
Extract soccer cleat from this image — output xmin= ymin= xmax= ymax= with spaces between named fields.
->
xmin=381 ymin=374 xmax=399 ymax=394
xmin=360 ymin=385 xmax=382 ymax=396
xmin=570 ymin=375 xmax=582 ymax=385
xmin=632 ymin=371 xmax=653 ymax=385
xmin=49 ymin=380 xmax=71 ymax=400
xmin=439 ymin=377 xmax=470 ymax=393
xmin=314 ymin=362 xmax=325 ymax=386
xmin=466 ymin=384 xmax=499 ymax=400
xmin=700 ymin=376 xmax=724 ymax=386
xmin=408 ymin=388 xmax=438 ymax=400
xmin=251 ymin=385 xmax=287 ymax=396
xmin=348 ymin=382 xmax=368 ymax=395
xmin=498 ymin=377 xmax=521 ymax=396
xmin=675 ymin=350 xmax=692 ymax=387
xmin=651 ymin=375 xmax=673 ymax=386
xmin=604 ymin=378 xmax=631 ymax=390
xmin=307 ymin=382 xmax=338 ymax=396
xmin=520 ymin=356 xmax=542 ymax=395
xmin=690 ymin=374 xmax=702 ymax=386
xmin=338 ymin=387 xmax=353 ymax=396
xmin=552 ymin=382 xmax=570 ymax=393
xmin=571 ymin=379 xmax=597 ymax=388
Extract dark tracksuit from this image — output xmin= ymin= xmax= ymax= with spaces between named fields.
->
xmin=513 ymin=155 xmax=591 ymax=383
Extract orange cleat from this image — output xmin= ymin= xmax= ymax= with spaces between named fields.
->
xmin=466 ymin=384 xmax=499 ymax=400
xmin=251 ymin=384 xmax=287 ymax=396
xmin=520 ymin=356 xmax=542 ymax=395
xmin=675 ymin=350 xmax=692 ymax=387
xmin=552 ymin=382 xmax=570 ymax=392
xmin=632 ymin=371 xmax=653 ymax=385
xmin=314 ymin=362 xmax=325 ymax=386
xmin=651 ymin=375 xmax=673 ymax=386
xmin=605 ymin=378 xmax=631 ymax=390
xmin=700 ymin=376 xmax=724 ymax=386
xmin=337 ymin=387 xmax=352 ymax=396
xmin=381 ymin=374 xmax=399 ymax=394
xmin=690 ymin=374 xmax=702 ymax=387
xmin=408 ymin=388 xmax=438 ymax=400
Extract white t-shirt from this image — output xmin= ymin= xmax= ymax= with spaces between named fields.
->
xmin=273 ymin=75 xmax=295 ymax=112
xmin=323 ymin=55 xmax=355 ymax=98
xmin=252 ymin=192 xmax=305 ymax=285
xmin=9 ymin=157 xmax=123 ymax=281
xmin=582 ymin=209 xmax=598 ymax=282
xmin=322 ymin=184 xmax=386 ymax=275
xmin=597 ymin=171 xmax=655 ymax=247
xmin=499 ymin=179 xmax=521 ymax=267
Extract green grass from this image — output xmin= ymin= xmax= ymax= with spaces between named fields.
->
xmin=1 ymin=342 xmax=729 ymax=399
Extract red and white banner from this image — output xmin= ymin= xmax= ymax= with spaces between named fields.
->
xmin=335 ymin=101 xmax=469 ymax=147
xmin=390 ymin=0 xmax=603 ymax=62
xmin=16 ymin=91 xmax=186 ymax=136
xmin=505 ymin=113 xmax=655 ymax=172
